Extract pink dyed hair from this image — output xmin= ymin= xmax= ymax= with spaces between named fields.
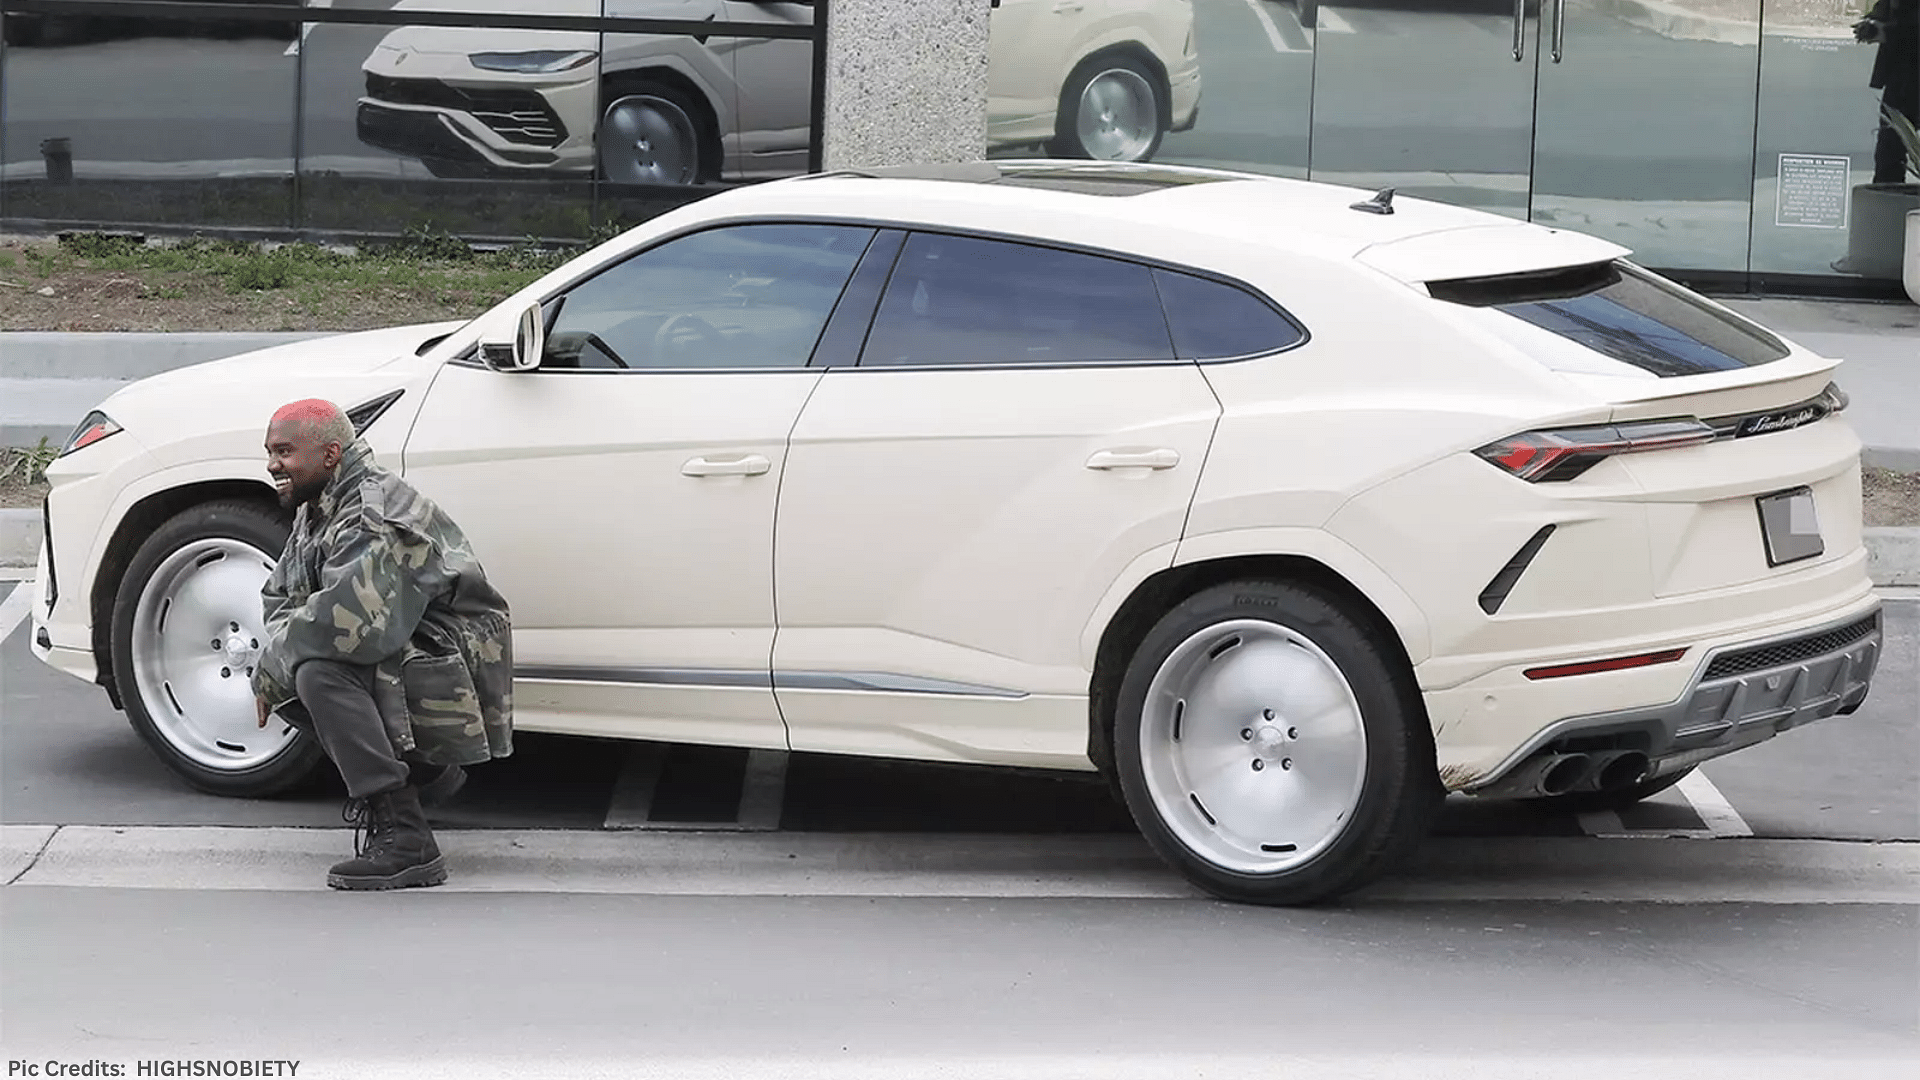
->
xmin=269 ymin=398 xmax=353 ymax=448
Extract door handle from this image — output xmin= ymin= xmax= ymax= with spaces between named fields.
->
xmin=682 ymin=453 xmax=771 ymax=477
xmin=1551 ymin=0 xmax=1566 ymax=63
xmin=1086 ymin=448 xmax=1180 ymax=471
xmin=1512 ymin=0 xmax=1526 ymax=62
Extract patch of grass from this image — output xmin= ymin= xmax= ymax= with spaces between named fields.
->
xmin=23 ymin=230 xmax=577 ymax=311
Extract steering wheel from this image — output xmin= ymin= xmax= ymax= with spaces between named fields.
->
xmin=652 ymin=313 xmax=726 ymax=365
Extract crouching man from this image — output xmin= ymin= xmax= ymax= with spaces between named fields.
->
xmin=251 ymin=398 xmax=514 ymax=890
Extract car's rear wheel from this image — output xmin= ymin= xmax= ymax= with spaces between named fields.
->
xmin=597 ymin=83 xmax=710 ymax=186
xmin=111 ymin=500 xmax=325 ymax=797
xmin=1113 ymin=580 xmax=1436 ymax=905
xmin=1523 ymin=764 xmax=1696 ymax=814
xmin=1049 ymin=54 xmax=1166 ymax=163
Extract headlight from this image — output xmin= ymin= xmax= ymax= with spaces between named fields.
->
xmin=59 ymin=411 xmax=121 ymax=457
xmin=468 ymin=50 xmax=597 ymax=74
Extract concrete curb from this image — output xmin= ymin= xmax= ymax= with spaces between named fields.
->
xmin=5 ymin=825 xmax=1918 ymax=902
xmin=0 ymin=508 xmax=36 ymax=568
xmin=1866 ymin=526 xmax=1920 ymax=586
xmin=0 ymin=330 xmax=323 ymax=380
xmin=1591 ymin=0 xmax=1852 ymax=46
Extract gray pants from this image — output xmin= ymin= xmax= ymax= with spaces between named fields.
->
xmin=286 ymin=659 xmax=409 ymax=799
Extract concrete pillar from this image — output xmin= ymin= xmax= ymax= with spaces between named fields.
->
xmin=820 ymin=0 xmax=992 ymax=171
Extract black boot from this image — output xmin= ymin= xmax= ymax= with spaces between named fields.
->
xmin=328 ymin=786 xmax=447 ymax=891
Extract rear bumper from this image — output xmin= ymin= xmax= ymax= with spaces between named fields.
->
xmin=1441 ymin=594 xmax=1883 ymax=793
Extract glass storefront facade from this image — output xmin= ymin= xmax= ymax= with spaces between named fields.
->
xmin=1 ymin=0 xmax=1913 ymax=292
xmin=0 ymin=0 xmax=821 ymax=241
xmin=984 ymin=0 xmax=1917 ymax=293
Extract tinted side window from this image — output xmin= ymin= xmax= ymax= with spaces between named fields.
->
xmin=860 ymin=233 xmax=1174 ymax=367
xmin=541 ymin=223 xmax=875 ymax=371
xmin=1153 ymin=270 xmax=1304 ymax=359
xmin=1426 ymin=260 xmax=1790 ymax=377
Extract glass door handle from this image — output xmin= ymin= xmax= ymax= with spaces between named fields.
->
xmin=1552 ymin=0 xmax=1567 ymax=62
xmin=1512 ymin=0 xmax=1526 ymax=61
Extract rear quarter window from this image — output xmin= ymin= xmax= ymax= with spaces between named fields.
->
xmin=1425 ymin=261 xmax=1790 ymax=377
xmin=1153 ymin=270 xmax=1305 ymax=360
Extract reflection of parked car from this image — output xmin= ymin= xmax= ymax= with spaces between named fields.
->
xmin=355 ymin=0 xmax=1202 ymax=183
xmin=33 ymin=162 xmax=1882 ymax=904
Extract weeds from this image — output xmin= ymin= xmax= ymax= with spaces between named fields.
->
xmin=0 ymin=439 xmax=58 ymax=487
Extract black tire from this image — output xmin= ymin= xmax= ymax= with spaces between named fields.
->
xmin=1048 ymin=53 xmax=1168 ymax=163
xmin=595 ymin=79 xmax=718 ymax=186
xmin=1523 ymin=765 xmax=1696 ymax=815
xmin=111 ymin=499 xmax=327 ymax=798
xmin=1112 ymin=579 xmax=1438 ymax=906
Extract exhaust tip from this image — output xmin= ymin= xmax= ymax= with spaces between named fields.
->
xmin=1541 ymin=753 xmax=1593 ymax=796
xmin=1598 ymin=751 xmax=1651 ymax=792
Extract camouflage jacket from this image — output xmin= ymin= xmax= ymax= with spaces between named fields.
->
xmin=251 ymin=439 xmax=514 ymax=766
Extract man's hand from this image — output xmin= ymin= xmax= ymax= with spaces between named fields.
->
xmin=256 ymin=696 xmax=271 ymax=729
xmin=1854 ymin=18 xmax=1885 ymax=43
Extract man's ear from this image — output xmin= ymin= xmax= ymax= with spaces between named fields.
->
xmin=324 ymin=443 xmax=342 ymax=468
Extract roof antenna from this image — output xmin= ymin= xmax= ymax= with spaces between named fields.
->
xmin=1350 ymin=187 xmax=1395 ymax=215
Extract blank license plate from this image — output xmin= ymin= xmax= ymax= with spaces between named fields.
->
xmin=1757 ymin=487 xmax=1823 ymax=567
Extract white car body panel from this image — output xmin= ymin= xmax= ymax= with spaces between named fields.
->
xmin=398 ymin=361 xmax=818 ymax=752
xmin=772 ymin=363 xmax=1220 ymax=767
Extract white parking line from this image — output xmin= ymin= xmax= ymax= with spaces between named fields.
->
xmin=1240 ymin=0 xmax=1302 ymax=53
xmin=1677 ymin=769 xmax=1755 ymax=838
xmin=1317 ymin=7 xmax=1357 ymax=34
xmin=0 ymin=582 xmax=32 ymax=646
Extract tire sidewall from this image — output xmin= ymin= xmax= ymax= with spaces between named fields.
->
xmin=596 ymin=80 xmax=715 ymax=186
xmin=1052 ymin=53 xmax=1168 ymax=162
xmin=1113 ymin=580 xmax=1427 ymax=904
xmin=111 ymin=500 xmax=323 ymax=798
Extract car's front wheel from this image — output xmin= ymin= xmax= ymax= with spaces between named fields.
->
xmin=597 ymin=83 xmax=711 ymax=186
xmin=1113 ymin=580 xmax=1437 ymax=905
xmin=1049 ymin=54 xmax=1166 ymax=163
xmin=111 ymin=500 xmax=325 ymax=797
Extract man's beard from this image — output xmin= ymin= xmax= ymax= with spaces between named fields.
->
xmin=278 ymin=475 xmax=328 ymax=510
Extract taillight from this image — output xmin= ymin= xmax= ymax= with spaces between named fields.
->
xmin=1475 ymin=418 xmax=1716 ymax=482
xmin=59 ymin=411 xmax=121 ymax=457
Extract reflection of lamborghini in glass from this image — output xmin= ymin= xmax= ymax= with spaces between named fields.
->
xmin=355 ymin=0 xmax=1202 ymax=183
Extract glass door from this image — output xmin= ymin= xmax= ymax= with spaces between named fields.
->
xmin=1307 ymin=0 xmax=1544 ymax=219
xmin=1529 ymin=0 xmax=1762 ymax=273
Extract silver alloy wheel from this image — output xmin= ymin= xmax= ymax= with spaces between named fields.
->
xmin=129 ymin=538 xmax=295 ymax=771
xmin=1075 ymin=68 xmax=1157 ymax=161
xmin=598 ymin=94 xmax=700 ymax=185
xmin=1138 ymin=619 xmax=1369 ymax=874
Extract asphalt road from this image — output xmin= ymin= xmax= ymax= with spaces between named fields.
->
xmin=3 ymin=581 xmax=1917 ymax=1077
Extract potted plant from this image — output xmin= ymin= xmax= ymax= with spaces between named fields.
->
xmin=1841 ymin=105 xmax=1920 ymax=287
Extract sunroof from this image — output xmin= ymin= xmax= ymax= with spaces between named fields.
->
xmin=814 ymin=161 xmax=1239 ymax=196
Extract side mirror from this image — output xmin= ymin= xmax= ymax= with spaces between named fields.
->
xmin=478 ymin=302 xmax=545 ymax=372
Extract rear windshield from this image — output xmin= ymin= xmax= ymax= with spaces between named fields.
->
xmin=1425 ymin=261 xmax=1790 ymax=377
